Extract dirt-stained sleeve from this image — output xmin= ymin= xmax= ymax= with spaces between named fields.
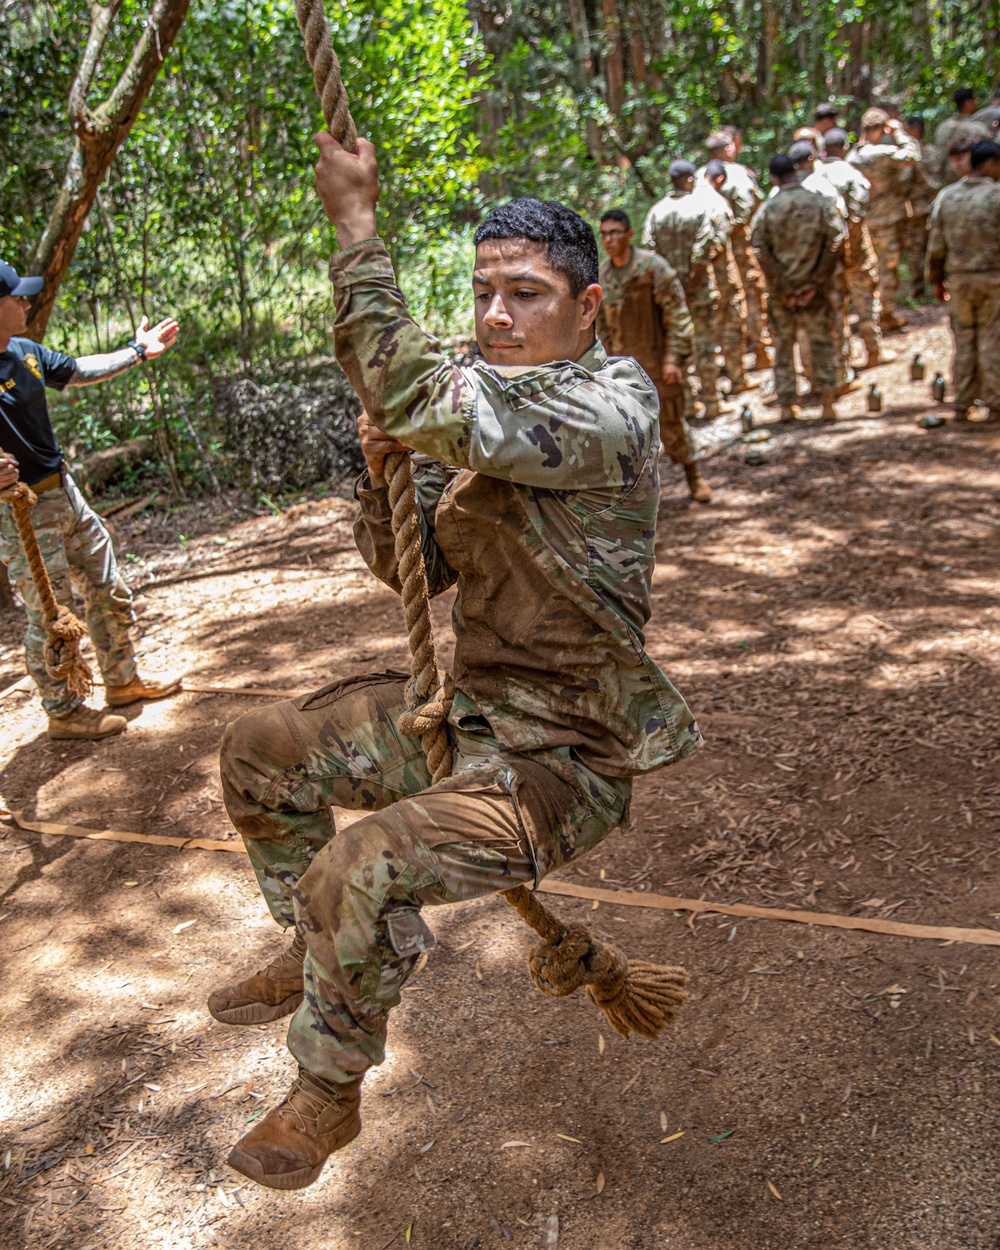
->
xmin=652 ymin=258 xmax=693 ymax=365
xmin=352 ymin=456 xmax=457 ymax=598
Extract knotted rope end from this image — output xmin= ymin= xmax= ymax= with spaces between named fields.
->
xmin=526 ymin=921 xmax=688 ymax=1041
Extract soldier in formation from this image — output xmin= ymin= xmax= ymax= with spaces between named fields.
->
xmin=847 ymin=108 xmax=920 ymax=333
xmin=595 ymin=209 xmax=712 ymax=502
xmin=641 ymin=160 xmax=732 ymax=419
xmin=926 ymin=139 xmax=1000 ymax=423
xmin=702 ymin=160 xmax=755 ymax=397
xmin=750 ymin=154 xmax=844 ymax=422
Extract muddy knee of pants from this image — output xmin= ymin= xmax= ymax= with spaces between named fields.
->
xmin=221 ymin=701 xmax=307 ymax=839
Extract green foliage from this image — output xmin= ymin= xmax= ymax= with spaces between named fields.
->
xmin=0 ymin=0 xmax=996 ymax=496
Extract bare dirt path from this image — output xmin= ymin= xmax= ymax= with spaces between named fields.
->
xmin=1 ymin=311 xmax=998 ymax=1250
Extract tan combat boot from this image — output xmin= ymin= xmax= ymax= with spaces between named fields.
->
xmin=47 ymin=705 xmax=127 ymax=741
xmin=864 ymin=347 xmax=896 ymax=368
xmin=106 ymin=673 xmax=182 ymax=707
xmin=778 ymin=404 xmax=801 ymax=424
xmin=684 ymin=463 xmax=713 ymax=504
xmin=208 ymin=930 xmax=306 ymax=1025
xmin=228 ymin=1067 xmax=363 ymax=1190
xmin=820 ymin=390 xmax=839 ymax=421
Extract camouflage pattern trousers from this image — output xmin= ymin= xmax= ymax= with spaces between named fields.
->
xmin=730 ymin=224 xmax=771 ymax=353
xmin=869 ymin=223 xmax=906 ymax=327
xmin=684 ymin=280 xmax=722 ymax=409
xmin=220 ymin=673 xmax=630 ymax=1085
xmin=947 ymin=272 xmax=1000 ymax=411
xmin=655 ymin=379 xmax=696 ymax=466
xmin=713 ymin=248 xmax=748 ymax=388
xmin=767 ymin=291 xmax=838 ymax=405
xmin=843 ymin=222 xmax=881 ymax=356
xmin=0 ymin=471 xmax=136 ymax=716
xmin=903 ymin=211 xmax=930 ymax=297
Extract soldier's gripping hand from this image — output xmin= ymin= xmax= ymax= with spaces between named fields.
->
xmin=315 ymin=133 xmax=381 ymax=246
xmin=0 ymin=453 xmax=19 ymax=490
xmin=357 ymin=410 xmax=411 ymax=488
xmin=661 ymin=363 xmax=683 ymax=385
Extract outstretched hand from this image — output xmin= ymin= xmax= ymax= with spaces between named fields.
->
xmin=315 ymin=133 xmax=380 ymax=246
xmin=134 ymin=315 xmax=179 ymax=359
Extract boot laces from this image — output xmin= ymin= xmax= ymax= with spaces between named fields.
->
xmin=277 ymin=1068 xmax=345 ymax=1134
xmin=260 ymin=931 xmax=306 ymax=979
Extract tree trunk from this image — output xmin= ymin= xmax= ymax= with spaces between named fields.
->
xmin=26 ymin=0 xmax=191 ymax=340
xmin=601 ymin=0 xmax=625 ymax=116
xmin=0 ymin=564 xmax=13 ymax=612
xmin=567 ymin=0 xmax=603 ymax=160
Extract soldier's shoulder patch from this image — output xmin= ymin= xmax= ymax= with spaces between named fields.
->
xmin=23 ymin=353 xmax=42 ymax=380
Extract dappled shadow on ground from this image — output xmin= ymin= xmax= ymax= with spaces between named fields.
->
xmin=1 ymin=335 xmax=999 ymax=1247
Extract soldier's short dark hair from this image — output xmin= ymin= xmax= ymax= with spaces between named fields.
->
xmin=971 ymin=139 xmax=1000 ymax=168
xmin=948 ymin=133 xmax=978 ymax=156
xmin=475 ymin=198 xmax=599 ymax=296
xmin=824 ymin=128 xmax=848 ymax=149
xmin=814 ymin=102 xmax=838 ymax=120
xmin=905 ymin=114 xmax=925 ymax=136
xmin=705 ymin=159 xmax=726 ymax=180
xmin=768 ymin=153 xmax=796 ymax=181
xmin=954 ymin=87 xmax=976 ymax=109
xmin=600 ymin=209 xmax=631 ymax=230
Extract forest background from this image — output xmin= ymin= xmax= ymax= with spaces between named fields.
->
xmin=1 ymin=0 xmax=997 ymax=500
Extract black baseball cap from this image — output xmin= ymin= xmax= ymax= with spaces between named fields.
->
xmin=0 ymin=261 xmax=43 ymax=298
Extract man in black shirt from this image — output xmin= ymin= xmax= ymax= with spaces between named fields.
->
xmin=0 ymin=260 xmax=181 ymax=739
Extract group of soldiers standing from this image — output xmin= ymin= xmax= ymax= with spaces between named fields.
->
xmin=595 ymin=86 xmax=1000 ymax=503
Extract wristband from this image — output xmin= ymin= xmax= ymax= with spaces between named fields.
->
xmin=127 ymin=338 xmax=147 ymax=362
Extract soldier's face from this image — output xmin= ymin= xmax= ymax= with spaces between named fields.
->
xmin=473 ymin=239 xmax=602 ymax=367
xmin=0 ymin=295 xmax=29 ymax=337
xmin=599 ymin=221 xmax=633 ymax=263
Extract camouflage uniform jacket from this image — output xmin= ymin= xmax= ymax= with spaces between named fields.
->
xmin=932 ymin=115 xmax=993 ymax=185
xmin=749 ymin=184 xmax=845 ymax=295
xmin=818 ymin=156 xmax=871 ymax=222
xmin=640 ymin=188 xmax=730 ymax=293
xmin=769 ymin=169 xmax=847 ymax=218
xmin=926 ymin=176 xmax=1000 ymax=280
xmin=696 ymin=161 xmax=762 ymax=226
xmin=332 ymin=238 xmax=702 ymax=778
xmin=847 ymin=133 xmax=920 ymax=230
xmin=596 ymin=246 xmax=694 ymax=376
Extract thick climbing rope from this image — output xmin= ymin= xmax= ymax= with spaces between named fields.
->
xmin=294 ymin=0 xmax=687 ymax=1039
xmin=0 ymin=482 xmax=93 ymax=700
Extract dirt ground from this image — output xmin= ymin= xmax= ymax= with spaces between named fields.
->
xmin=1 ymin=307 xmax=999 ymax=1250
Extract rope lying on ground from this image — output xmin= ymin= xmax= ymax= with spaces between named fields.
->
xmin=8 ymin=810 xmax=1000 ymax=947
xmin=0 ymin=482 xmax=93 ymax=700
xmin=293 ymin=0 xmax=686 ymax=1039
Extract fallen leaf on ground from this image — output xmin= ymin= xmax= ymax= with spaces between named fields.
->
xmin=500 ymin=1141 xmax=530 ymax=1149
xmin=598 ymin=1034 xmax=605 ymax=1055
xmin=555 ymin=1133 xmax=583 ymax=1144
xmin=172 ymin=920 xmax=197 ymax=934
xmin=660 ymin=1131 xmax=685 ymax=1144
xmin=594 ymin=1172 xmax=606 ymax=1195
xmin=475 ymin=961 xmax=483 ymax=981
xmin=709 ymin=1129 xmax=736 ymax=1143
xmin=767 ymin=1180 xmax=783 ymax=1200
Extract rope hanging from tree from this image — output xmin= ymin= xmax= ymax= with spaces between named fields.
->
xmin=293 ymin=0 xmax=688 ymax=1040
xmin=0 ymin=482 xmax=93 ymax=700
